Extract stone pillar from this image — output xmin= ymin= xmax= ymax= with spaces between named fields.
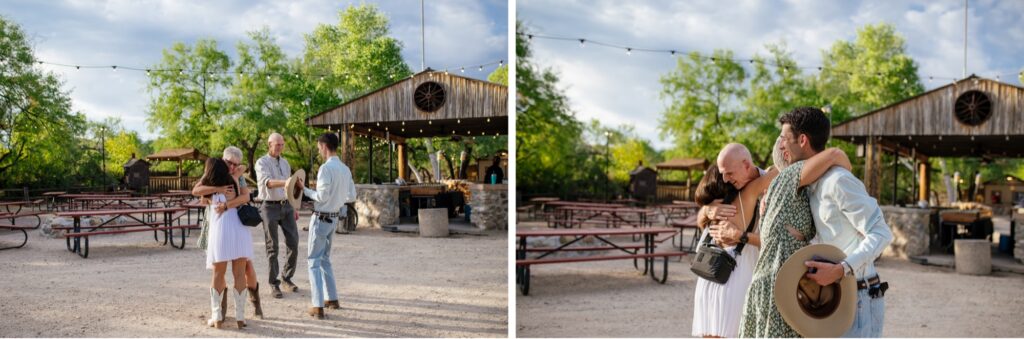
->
xmin=1013 ymin=209 xmax=1024 ymax=263
xmin=397 ymin=143 xmax=408 ymax=180
xmin=354 ymin=184 xmax=399 ymax=227
xmin=470 ymin=184 xmax=508 ymax=230
xmin=954 ymin=239 xmax=992 ymax=275
xmin=880 ymin=206 xmax=930 ymax=258
xmin=418 ymin=208 xmax=449 ymax=237
xmin=918 ymin=162 xmax=930 ymax=203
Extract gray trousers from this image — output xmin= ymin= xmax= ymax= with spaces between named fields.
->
xmin=260 ymin=202 xmax=298 ymax=286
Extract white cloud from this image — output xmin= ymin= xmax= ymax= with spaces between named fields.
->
xmin=4 ymin=0 xmax=506 ymax=141
xmin=518 ymin=0 xmax=1024 ymax=150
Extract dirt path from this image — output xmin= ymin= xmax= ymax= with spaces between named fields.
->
xmin=0 ymin=215 xmax=508 ymax=337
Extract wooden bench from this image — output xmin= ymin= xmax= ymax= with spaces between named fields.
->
xmin=669 ymin=214 xmax=701 ymax=253
xmin=0 ymin=224 xmax=35 ymax=250
xmin=61 ymin=224 xmax=197 ymax=258
xmin=515 ymin=251 xmax=688 ymax=295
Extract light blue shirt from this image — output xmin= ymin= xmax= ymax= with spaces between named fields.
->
xmin=808 ymin=167 xmax=894 ymax=280
xmin=303 ymin=156 xmax=357 ymax=214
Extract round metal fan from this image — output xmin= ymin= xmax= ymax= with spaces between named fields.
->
xmin=413 ymin=81 xmax=446 ymax=112
xmin=953 ymin=90 xmax=992 ymax=126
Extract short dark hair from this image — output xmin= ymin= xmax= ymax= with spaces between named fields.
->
xmin=778 ymin=106 xmax=831 ymax=152
xmin=317 ymin=133 xmax=339 ymax=151
xmin=694 ymin=165 xmax=739 ymax=206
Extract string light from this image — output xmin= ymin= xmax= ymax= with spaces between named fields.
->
xmin=520 ymin=32 xmax=1015 ymax=82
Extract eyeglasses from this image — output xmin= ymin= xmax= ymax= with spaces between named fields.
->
xmin=226 ymin=160 xmax=239 ymax=167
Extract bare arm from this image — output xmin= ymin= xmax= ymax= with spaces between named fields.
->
xmin=743 ymin=167 xmax=779 ymax=197
xmin=192 ymin=181 xmax=230 ymax=197
xmin=799 ymin=148 xmax=852 ymax=187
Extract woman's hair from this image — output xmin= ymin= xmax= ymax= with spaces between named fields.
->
xmin=694 ymin=165 xmax=740 ymax=206
xmin=772 ymin=136 xmax=791 ymax=170
xmin=199 ymin=158 xmax=233 ymax=189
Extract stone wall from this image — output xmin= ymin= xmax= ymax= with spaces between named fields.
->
xmin=1014 ymin=209 xmax=1024 ymax=263
xmin=470 ymin=184 xmax=507 ymax=230
xmin=880 ymin=206 xmax=931 ymax=259
xmin=355 ymin=184 xmax=399 ymax=228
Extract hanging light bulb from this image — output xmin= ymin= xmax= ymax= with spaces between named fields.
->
xmin=457 ymin=119 xmax=461 ymax=124
xmin=460 ymin=67 xmax=465 ymax=73
xmin=145 ymin=69 xmax=151 ymax=75
xmin=112 ymin=66 xmax=117 ymax=71
xmin=626 ymin=48 xmax=632 ymax=56
xmin=486 ymin=118 xmax=490 ymax=123
xmin=499 ymin=60 xmax=503 ymax=67
xmin=76 ymin=66 xmax=80 ymax=70
xmin=579 ymin=39 xmax=585 ymax=48
xmin=428 ymin=120 xmax=432 ymax=125
xmin=670 ymin=50 xmax=676 ymax=57
xmin=478 ymin=65 xmax=483 ymax=71
xmin=527 ymin=34 xmax=533 ymax=41
xmin=179 ymin=69 xmax=184 ymax=75
xmin=402 ymin=121 xmax=405 ymax=126
xmin=376 ymin=122 xmax=380 ymax=126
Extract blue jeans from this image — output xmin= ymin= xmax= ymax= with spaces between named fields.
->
xmin=843 ymin=288 xmax=885 ymax=337
xmin=307 ymin=216 xmax=338 ymax=307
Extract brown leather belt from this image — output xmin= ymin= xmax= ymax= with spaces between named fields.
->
xmin=856 ymin=275 xmax=881 ymax=290
xmin=260 ymin=200 xmax=288 ymax=205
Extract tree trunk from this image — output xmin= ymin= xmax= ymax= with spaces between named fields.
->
xmin=424 ymin=138 xmax=440 ymax=183
xmin=440 ymin=150 xmax=455 ymax=181
xmin=458 ymin=143 xmax=472 ymax=179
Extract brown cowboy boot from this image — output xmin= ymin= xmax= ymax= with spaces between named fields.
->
xmin=307 ymin=307 xmax=325 ymax=319
xmin=324 ymin=300 xmax=340 ymax=309
xmin=248 ymin=283 xmax=264 ymax=319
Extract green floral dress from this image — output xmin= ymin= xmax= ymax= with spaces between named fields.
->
xmin=738 ymin=161 xmax=816 ymax=338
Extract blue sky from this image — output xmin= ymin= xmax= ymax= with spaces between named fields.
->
xmin=518 ymin=0 xmax=1024 ymax=149
xmin=1 ymin=0 xmax=508 ymax=140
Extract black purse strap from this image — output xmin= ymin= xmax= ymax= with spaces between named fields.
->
xmin=232 ymin=180 xmax=252 ymax=207
xmin=733 ymin=197 xmax=758 ymax=255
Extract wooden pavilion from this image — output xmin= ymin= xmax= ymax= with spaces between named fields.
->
xmin=145 ymin=148 xmax=209 ymax=191
xmin=832 ymin=75 xmax=1024 ymax=203
xmin=306 ymin=68 xmax=508 ymax=183
xmin=655 ymin=158 xmax=709 ymax=201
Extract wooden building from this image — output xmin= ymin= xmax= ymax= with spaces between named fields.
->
xmin=655 ymin=158 xmax=709 ymax=201
xmin=145 ymin=148 xmax=209 ymax=192
xmin=832 ymin=75 xmax=1024 ymax=201
xmin=306 ymin=68 xmax=508 ymax=183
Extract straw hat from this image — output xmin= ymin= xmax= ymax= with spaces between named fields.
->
xmin=774 ymin=244 xmax=857 ymax=338
xmin=285 ymin=169 xmax=305 ymax=210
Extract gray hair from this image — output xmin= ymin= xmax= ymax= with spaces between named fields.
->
xmin=772 ymin=136 xmax=790 ymax=171
xmin=223 ymin=146 xmax=243 ymax=162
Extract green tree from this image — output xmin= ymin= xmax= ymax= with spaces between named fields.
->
xmin=488 ymin=64 xmax=508 ymax=85
xmin=658 ymin=50 xmax=746 ymax=162
xmin=816 ymin=23 xmax=924 ymax=120
xmin=0 ymin=16 xmax=89 ymax=188
xmin=145 ymin=39 xmax=232 ymax=153
xmin=516 ymin=24 xmax=588 ymax=197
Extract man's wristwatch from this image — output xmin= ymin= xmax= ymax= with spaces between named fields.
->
xmin=840 ymin=261 xmax=854 ymax=276
xmin=739 ymin=232 xmax=749 ymax=244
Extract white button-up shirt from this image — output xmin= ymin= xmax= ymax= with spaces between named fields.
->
xmin=255 ymin=154 xmax=291 ymax=202
xmin=807 ymin=167 xmax=894 ymax=280
xmin=303 ymin=156 xmax=357 ymax=214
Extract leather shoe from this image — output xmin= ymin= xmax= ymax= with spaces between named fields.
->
xmin=324 ymin=300 xmax=340 ymax=309
xmin=308 ymin=307 xmax=325 ymax=319
xmin=281 ymin=279 xmax=299 ymax=292
xmin=271 ymin=285 xmax=283 ymax=299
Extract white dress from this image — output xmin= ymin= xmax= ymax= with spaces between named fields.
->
xmin=205 ymin=194 xmax=254 ymax=269
xmin=691 ymin=224 xmax=760 ymax=337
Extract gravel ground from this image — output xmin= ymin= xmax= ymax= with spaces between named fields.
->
xmin=515 ymin=224 xmax=1024 ymax=338
xmin=0 ymin=213 xmax=508 ymax=337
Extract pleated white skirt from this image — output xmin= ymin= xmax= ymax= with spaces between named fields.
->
xmin=691 ymin=228 xmax=759 ymax=338
xmin=205 ymin=194 xmax=254 ymax=269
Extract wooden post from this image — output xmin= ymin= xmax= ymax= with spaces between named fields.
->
xmin=340 ymin=125 xmax=355 ymax=168
xmin=919 ymin=161 xmax=930 ymax=203
xmin=397 ymin=143 xmax=408 ymax=180
xmin=864 ymin=137 xmax=880 ymax=198
xmin=685 ymin=169 xmax=692 ymax=201
xmin=892 ymin=149 xmax=899 ymax=205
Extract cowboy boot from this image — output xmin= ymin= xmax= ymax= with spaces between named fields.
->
xmin=233 ymin=288 xmax=248 ymax=328
xmin=324 ymin=300 xmax=340 ymax=309
xmin=207 ymin=288 xmax=225 ymax=328
xmin=248 ymin=283 xmax=264 ymax=319
xmin=220 ymin=288 xmax=227 ymax=321
xmin=308 ymin=306 xmax=325 ymax=319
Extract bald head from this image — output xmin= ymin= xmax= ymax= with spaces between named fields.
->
xmin=267 ymin=132 xmax=285 ymax=158
xmin=716 ymin=143 xmax=758 ymax=190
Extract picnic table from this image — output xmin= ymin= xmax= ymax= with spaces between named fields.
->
xmin=70 ymin=196 xmax=161 ymax=211
xmin=42 ymin=191 xmax=67 ymax=211
xmin=549 ymin=205 xmax=652 ymax=229
xmin=151 ymin=192 xmax=196 ymax=207
xmin=0 ymin=200 xmax=43 ymax=214
xmin=544 ymin=201 xmax=624 ymax=227
xmin=515 ymin=227 xmax=686 ymax=295
xmin=54 ymin=207 xmax=192 ymax=258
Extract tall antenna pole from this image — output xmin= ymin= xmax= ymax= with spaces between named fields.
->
xmin=963 ymin=0 xmax=968 ymax=78
xmin=421 ymin=0 xmax=426 ymax=71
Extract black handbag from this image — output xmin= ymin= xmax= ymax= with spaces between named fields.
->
xmin=690 ymin=199 xmax=757 ymax=284
xmin=234 ymin=185 xmax=262 ymax=227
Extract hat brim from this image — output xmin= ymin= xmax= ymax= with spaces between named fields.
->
xmin=285 ymin=169 xmax=305 ymax=210
xmin=774 ymin=243 xmax=858 ymax=337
